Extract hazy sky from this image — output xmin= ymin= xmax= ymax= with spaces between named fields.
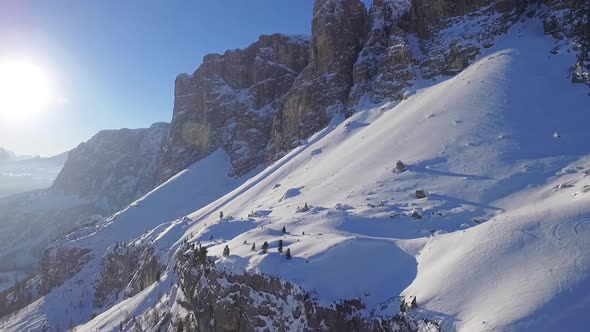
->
xmin=0 ymin=1 xmax=324 ymax=156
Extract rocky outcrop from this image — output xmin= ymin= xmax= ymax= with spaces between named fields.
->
xmin=158 ymin=34 xmax=310 ymax=182
xmin=53 ymin=122 xmax=170 ymax=213
xmin=174 ymin=252 xmax=439 ymax=332
xmin=159 ymin=0 xmax=369 ymax=179
xmin=349 ymin=0 xmax=415 ymax=105
xmin=39 ymin=246 xmax=92 ymax=293
xmin=539 ymin=0 xmax=589 ymax=84
xmin=157 ymin=0 xmax=589 ymax=184
xmin=271 ymin=0 xmax=368 ymax=155
xmin=94 ymin=244 xmax=161 ymax=308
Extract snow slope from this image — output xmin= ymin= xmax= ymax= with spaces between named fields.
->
xmin=3 ymin=17 xmax=590 ymax=332
xmin=0 ymin=150 xmax=259 ymax=331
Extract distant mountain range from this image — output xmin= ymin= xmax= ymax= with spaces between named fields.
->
xmin=0 ymin=149 xmax=69 ymax=198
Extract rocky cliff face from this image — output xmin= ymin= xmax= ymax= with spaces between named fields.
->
xmin=271 ymin=0 xmax=368 ymax=156
xmin=53 ymin=122 xmax=170 ymax=213
xmin=94 ymin=244 xmax=161 ymax=308
xmin=158 ymin=34 xmax=310 ymax=181
xmin=158 ymin=0 xmax=589 ymax=185
xmin=171 ymin=247 xmax=439 ymax=332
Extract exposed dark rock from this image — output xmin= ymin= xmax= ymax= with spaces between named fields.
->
xmin=349 ymin=0 xmax=415 ymax=105
xmin=176 ymin=250 xmax=439 ymax=332
xmin=94 ymin=245 xmax=161 ymax=308
xmin=40 ymin=246 xmax=93 ymax=294
xmin=53 ymin=122 xmax=170 ymax=212
xmin=158 ymin=34 xmax=311 ymax=182
xmin=271 ymin=0 xmax=368 ymax=156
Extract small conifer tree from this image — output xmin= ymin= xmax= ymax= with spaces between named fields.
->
xmin=282 ymin=226 xmax=286 ymax=234
xmin=262 ymin=241 xmax=269 ymax=253
xmin=285 ymin=248 xmax=291 ymax=259
xmin=251 ymin=242 xmax=256 ymax=251
xmin=223 ymin=245 xmax=230 ymax=257
xmin=278 ymin=239 xmax=283 ymax=253
xmin=196 ymin=246 xmax=208 ymax=264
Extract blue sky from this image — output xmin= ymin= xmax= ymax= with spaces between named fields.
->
xmin=0 ymin=0 xmax=372 ymax=156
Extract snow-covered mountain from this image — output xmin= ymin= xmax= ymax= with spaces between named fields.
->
xmin=0 ymin=124 xmax=170 ymax=277
xmin=1 ymin=0 xmax=589 ymax=331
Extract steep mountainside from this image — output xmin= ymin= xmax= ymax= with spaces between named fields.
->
xmin=53 ymin=122 xmax=170 ymax=212
xmin=157 ymin=0 xmax=589 ymax=186
xmin=0 ymin=123 xmax=170 ymax=274
xmin=1 ymin=0 xmax=589 ymax=331
xmin=158 ymin=34 xmax=310 ymax=181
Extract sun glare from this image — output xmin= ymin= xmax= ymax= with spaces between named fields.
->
xmin=0 ymin=60 xmax=51 ymax=122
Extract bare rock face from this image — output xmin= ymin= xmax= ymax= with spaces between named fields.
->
xmin=158 ymin=34 xmax=310 ymax=182
xmin=271 ymin=0 xmax=368 ymax=156
xmin=52 ymin=122 xmax=170 ymax=213
xmin=349 ymin=0 xmax=415 ymax=105
xmin=157 ymin=0 xmax=588 ymax=181
xmin=94 ymin=245 xmax=161 ymax=308
xmin=39 ymin=246 xmax=92 ymax=294
xmin=175 ymin=251 xmax=439 ymax=332
xmin=409 ymin=0 xmax=527 ymax=79
xmin=539 ymin=0 xmax=589 ymax=84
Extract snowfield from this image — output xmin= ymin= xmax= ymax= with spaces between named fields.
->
xmin=2 ymin=17 xmax=590 ymax=332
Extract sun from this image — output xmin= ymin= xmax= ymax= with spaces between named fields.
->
xmin=0 ymin=60 xmax=51 ymax=121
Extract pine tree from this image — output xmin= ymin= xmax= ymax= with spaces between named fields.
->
xmin=278 ymin=239 xmax=283 ymax=253
xmin=285 ymin=248 xmax=291 ymax=259
xmin=219 ymin=211 xmax=224 ymax=220
xmin=197 ymin=246 xmax=208 ymax=264
xmin=119 ymin=321 xmax=123 ymax=331
xmin=410 ymin=296 xmax=417 ymax=308
xmin=262 ymin=241 xmax=269 ymax=253
xmin=251 ymin=242 xmax=256 ymax=251
xmin=223 ymin=245 xmax=230 ymax=257
xmin=282 ymin=226 xmax=286 ymax=234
